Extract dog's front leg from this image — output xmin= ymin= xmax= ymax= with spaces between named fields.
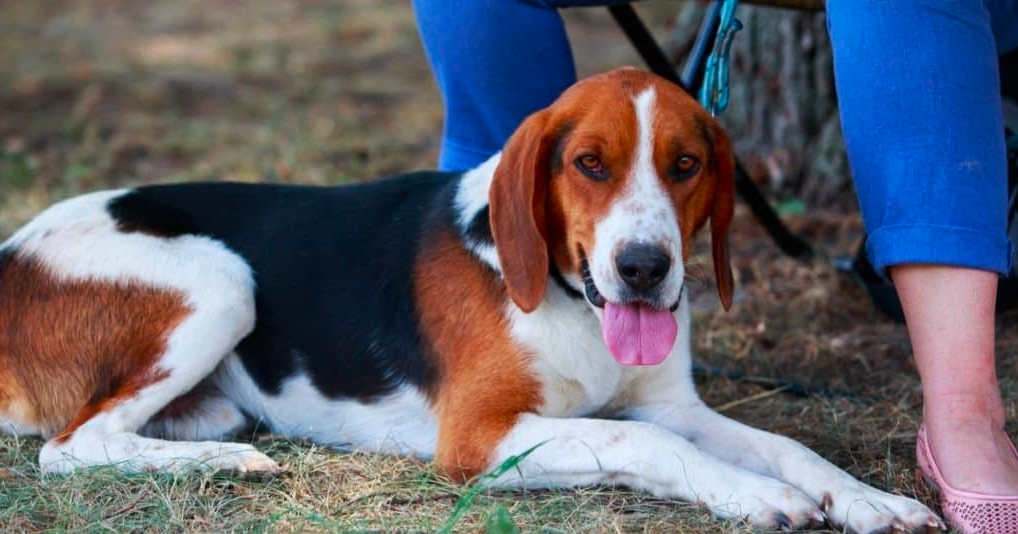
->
xmin=625 ymin=400 xmax=943 ymax=532
xmin=479 ymin=413 xmax=824 ymax=529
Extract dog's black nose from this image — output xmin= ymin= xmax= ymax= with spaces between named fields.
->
xmin=615 ymin=243 xmax=671 ymax=293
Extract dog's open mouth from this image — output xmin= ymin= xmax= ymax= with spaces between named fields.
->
xmin=580 ymin=255 xmax=680 ymax=366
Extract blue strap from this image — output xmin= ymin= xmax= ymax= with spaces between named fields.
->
xmin=698 ymin=0 xmax=743 ymax=116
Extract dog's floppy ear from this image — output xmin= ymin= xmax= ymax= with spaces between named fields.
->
xmin=489 ymin=109 xmax=554 ymax=313
xmin=707 ymin=121 xmax=735 ymax=311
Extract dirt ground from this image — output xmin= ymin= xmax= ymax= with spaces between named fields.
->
xmin=1 ymin=1 xmax=1015 ymax=532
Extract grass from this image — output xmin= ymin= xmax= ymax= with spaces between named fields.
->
xmin=0 ymin=438 xmax=721 ymax=533
xmin=2 ymin=1 xmax=1015 ymax=532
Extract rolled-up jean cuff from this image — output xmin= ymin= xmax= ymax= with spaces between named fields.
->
xmin=867 ymin=224 xmax=1013 ymax=277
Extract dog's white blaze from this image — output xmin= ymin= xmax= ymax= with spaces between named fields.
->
xmin=590 ymin=87 xmax=684 ymax=305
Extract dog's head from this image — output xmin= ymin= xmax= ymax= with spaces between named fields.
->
xmin=489 ymin=68 xmax=734 ymax=366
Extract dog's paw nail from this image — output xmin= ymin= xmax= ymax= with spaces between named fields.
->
xmin=821 ymin=492 xmax=833 ymax=513
xmin=774 ymin=512 xmax=793 ymax=531
xmin=890 ymin=518 xmax=907 ymax=532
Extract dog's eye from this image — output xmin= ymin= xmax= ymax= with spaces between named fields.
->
xmin=575 ymin=155 xmax=609 ymax=181
xmin=670 ymin=155 xmax=701 ymax=181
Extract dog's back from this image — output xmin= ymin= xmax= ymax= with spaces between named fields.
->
xmin=108 ymin=175 xmax=455 ymax=400
xmin=0 ymin=173 xmax=461 ymax=463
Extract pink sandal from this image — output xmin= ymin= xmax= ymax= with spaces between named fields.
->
xmin=917 ymin=424 xmax=1018 ymax=533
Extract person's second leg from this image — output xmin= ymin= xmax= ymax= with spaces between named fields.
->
xmin=891 ymin=265 xmax=1018 ymax=495
xmin=411 ymin=0 xmax=634 ymax=171
xmin=828 ymin=0 xmax=1018 ymax=502
xmin=411 ymin=0 xmax=577 ymax=171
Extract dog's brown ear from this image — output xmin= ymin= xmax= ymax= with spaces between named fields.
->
xmin=708 ymin=122 xmax=735 ymax=311
xmin=489 ymin=109 xmax=554 ymax=313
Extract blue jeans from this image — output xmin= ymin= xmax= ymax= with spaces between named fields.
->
xmin=411 ymin=0 xmax=632 ymax=171
xmin=412 ymin=0 xmax=1018 ymax=274
xmin=828 ymin=0 xmax=1018 ymax=275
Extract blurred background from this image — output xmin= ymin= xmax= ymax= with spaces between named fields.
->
xmin=0 ymin=1 xmax=851 ymax=231
xmin=1 ymin=1 xmax=1015 ymax=225
xmin=1 ymin=2 xmax=1017 ymax=532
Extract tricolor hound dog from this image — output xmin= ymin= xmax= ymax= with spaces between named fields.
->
xmin=0 ymin=69 xmax=940 ymax=532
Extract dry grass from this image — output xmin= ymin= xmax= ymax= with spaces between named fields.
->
xmin=2 ymin=1 xmax=1016 ymax=532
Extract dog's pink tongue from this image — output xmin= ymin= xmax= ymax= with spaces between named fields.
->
xmin=602 ymin=301 xmax=678 ymax=366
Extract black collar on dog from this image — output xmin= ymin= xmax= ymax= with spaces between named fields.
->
xmin=549 ymin=263 xmax=584 ymax=301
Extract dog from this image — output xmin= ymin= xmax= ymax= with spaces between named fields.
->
xmin=0 ymin=68 xmax=940 ymax=532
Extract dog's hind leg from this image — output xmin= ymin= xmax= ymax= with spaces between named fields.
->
xmin=34 ymin=255 xmax=278 ymax=474
xmin=0 ymin=191 xmax=280 ymax=474
xmin=35 ymin=243 xmax=277 ymax=473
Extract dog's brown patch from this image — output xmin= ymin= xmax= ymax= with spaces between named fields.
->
xmin=0 ymin=251 xmax=192 ymax=440
xmin=415 ymin=229 xmax=542 ymax=481
xmin=543 ymin=76 xmax=640 ymax=278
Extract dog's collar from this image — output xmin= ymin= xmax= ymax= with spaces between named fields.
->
xmin=550 ymin=263 xmax=584 ymax=301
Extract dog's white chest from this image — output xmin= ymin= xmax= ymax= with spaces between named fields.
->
xmin=507 ymin=287 xmax=647 ymax=417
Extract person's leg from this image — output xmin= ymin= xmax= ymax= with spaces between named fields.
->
xmin=892 ymin=266 xmax=1018 ymax=494
xmin=411 ymin=0 xmax=631 ymax=171
xmin=828 ymin=0 xmax=1018 ymax=497
xmin=411 ymin=0 xmax=576 ymax=171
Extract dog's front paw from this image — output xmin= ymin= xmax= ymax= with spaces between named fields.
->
xmin=706 ymin=476 xmax=826 ymax=530
xmin=197 ymin=442 xmax=285 ymax=475
xmin=821 ymin=486 xmax=944 ymax=533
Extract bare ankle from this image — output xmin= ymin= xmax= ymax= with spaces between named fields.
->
xmin=924 ymin=391 xmax=1006 ymax=428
